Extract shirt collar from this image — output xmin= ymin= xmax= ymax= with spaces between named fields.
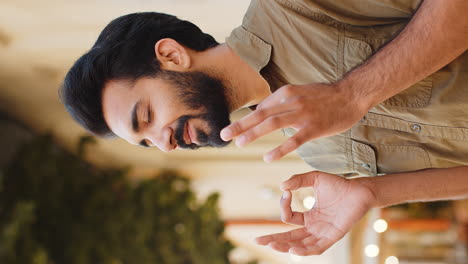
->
xmin=225 ymin=26 xmax=272 ymax=72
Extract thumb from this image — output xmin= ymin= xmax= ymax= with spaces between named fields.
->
xmin=280 ymin=171 xmax=320 ymax=191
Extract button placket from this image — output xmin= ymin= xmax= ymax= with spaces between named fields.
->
xmin=361 ymin=163 xmax=371 ymax=169
xmin=351 ymin=141 xmax=377 ymax=176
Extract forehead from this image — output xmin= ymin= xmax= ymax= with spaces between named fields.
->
xmin=102 ymin=79 xmax=138 ymax=141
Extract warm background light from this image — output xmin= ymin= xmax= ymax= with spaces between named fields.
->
xmin=364 ymin=244 xmax=380 ymax=258
xmin=385 ymin=256 xmax=399 ymax=264
xmin=373 ymin=219 xmax=388 ymax=233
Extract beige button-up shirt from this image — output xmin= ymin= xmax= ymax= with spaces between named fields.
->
xmin=226 ymin=0 xmax=468 ymax=176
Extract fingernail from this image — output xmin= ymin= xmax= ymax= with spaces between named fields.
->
xmin=263 ymin=154 xmax=273 ymax=163
xmin=220 ymin=129 xmax=231 ymax=141
xmin=282 ymin=191 xmax=289 ymax=200
xmin=280 ymin=183 xmax=287 ymax=192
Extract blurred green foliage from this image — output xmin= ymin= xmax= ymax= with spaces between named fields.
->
xmin=0 ymin=134 xmax=235 ymax=264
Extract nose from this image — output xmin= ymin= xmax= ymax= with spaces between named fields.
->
xmin=147 ymin=126 xmax=176 ymax=152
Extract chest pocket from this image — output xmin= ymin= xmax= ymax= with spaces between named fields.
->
xmin=343 ymin=37 xmax=433 ymax=108
xmin=373 ymin=144 xmax=432 ymax=174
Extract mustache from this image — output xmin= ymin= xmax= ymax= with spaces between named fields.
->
xmin=174 ymin=115 xmax=202 ymax=150
xmin=174 ymin=114 xmax=231 ymax=150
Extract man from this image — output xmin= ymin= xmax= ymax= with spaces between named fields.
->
xmin=60 ymin=0 xmax=468 ymax=256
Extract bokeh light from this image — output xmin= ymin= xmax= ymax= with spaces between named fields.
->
xmin=373 ymin=219 xmax=388 ymax=233
xmin=365 ymin=244 xmax=380 ymax=258
xmin=385 ymin=256 xmax=399 ymax=264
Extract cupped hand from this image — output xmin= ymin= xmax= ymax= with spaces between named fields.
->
xmin=256 ymin=171 xmax=376 ymax=256
xmin=220 ymin=83 xmax=368 ymax=162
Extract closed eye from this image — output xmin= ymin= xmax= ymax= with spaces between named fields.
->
xmin=138 ymin=105 xmax=153 ymax=148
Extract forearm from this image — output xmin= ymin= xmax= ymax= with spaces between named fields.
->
xmin=338 ymin=0 xmax=468 ymax=111
xmin=356 ymin=166 xmax=468 ymax=208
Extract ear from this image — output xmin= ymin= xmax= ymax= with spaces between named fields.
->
xmin=155 ymin=38 xmax=192 ymax=71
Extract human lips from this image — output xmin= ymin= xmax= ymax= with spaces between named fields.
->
xmin=187 ymin=121 xmax=198 ymax=145
xmin=184 ymin=121 xmax=192 ymax=145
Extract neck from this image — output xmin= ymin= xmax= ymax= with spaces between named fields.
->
xmin=194 ymin=44 xmax=271 ymax=112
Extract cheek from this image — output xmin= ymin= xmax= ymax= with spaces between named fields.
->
xmin=154 ymin=101 xmax=183 ymax=125
xmin=159 ymin=100 xmax=202 ymax=120
xmin=189 ymin=118 xmax=209 ymax=132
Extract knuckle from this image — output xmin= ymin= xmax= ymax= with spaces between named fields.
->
xmin=255 ymin=109 xmax=267 ymax=120
xmin=289 ymin=137 xmax=301 ymax=148
xmin=231 ymin=122 xmax=241 ymax=133
xmin=267 ymin=116 xmax=281 ymax=128
xmin=289 ymin=96 xmax=299 ymax=104
xmin=281 ymin=85 xmax=296 ymax=97
xmin=295 ymin=96 xmax=307 ymax=108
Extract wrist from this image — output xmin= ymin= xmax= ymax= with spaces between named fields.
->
xmin=354 ymin=177 xmax=381 ymax=208
xmin=334 ymin=77 xmax=374 ymax=116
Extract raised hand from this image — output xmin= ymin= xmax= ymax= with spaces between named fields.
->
xmin=220 ymin=83 xmax=368 ymax=162
xmin=256 ymin=171 xmax=376 ymax=256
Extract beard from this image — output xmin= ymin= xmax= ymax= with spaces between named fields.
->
xmin=158 ymin=70 xmax=232 ymax=149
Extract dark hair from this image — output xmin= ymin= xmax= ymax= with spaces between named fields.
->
xmin=59 ymin=12 xmax=219 ymax=137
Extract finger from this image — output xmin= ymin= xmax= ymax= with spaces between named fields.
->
xmin=220 ymin=100 xmax=296 ymax=142
xmin=264 ymin=129 xmax=311 ymax=162
xmin=290 ymin=228 xmax=345 ymax=256
xmin=290 ymin=245 xmax=323 ymax=256
xmin=255 ymin=227 xmax=308 ymax=245
xmin=268 ymin=240 xmax=304 ymax=253
xmin=235 ymin=111 xmax=297 ymax=147
xmin=268 ymin=234 xmax=319 ymax=252
xmin=289 ymin=238 xmax=334 ymax=256
xmin=301 ymin=235 xmax=321 ymax=246
xmin=280 ymin=171 xmax=320 ymax=191
xmin=281 ymin=191 xmax=304 ymax=225
xmin=269 ymin=233 xmax=319 ymax=253
xmin=255 ymin=87 xmax=287 ymax=108
xmin=251 ymin=84 xmax=299 ymax=110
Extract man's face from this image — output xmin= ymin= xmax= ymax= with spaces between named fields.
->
xmin=102 ymin=70 xmax=231 ymax=152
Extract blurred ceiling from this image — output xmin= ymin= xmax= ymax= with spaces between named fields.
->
xmin=0 ymin=1 xmax=347 ymax=262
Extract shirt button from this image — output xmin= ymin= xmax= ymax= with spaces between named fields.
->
xmin=410 ymin=124 xmax=422 ymax=133
xmin=361 ymin=163 xmax=371 ymax=169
